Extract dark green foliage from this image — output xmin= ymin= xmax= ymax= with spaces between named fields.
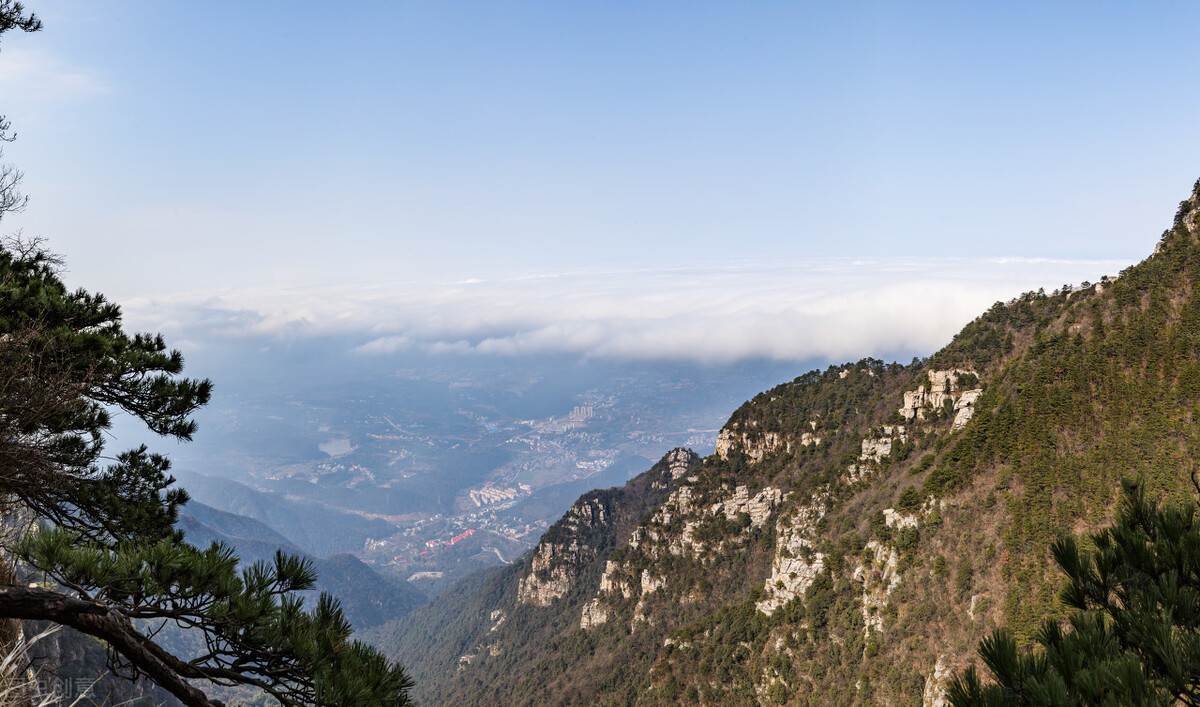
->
xmin=0 ymin=1 xmax=40 ymax=35
xmin=955 ymin=560 xmax=974 ymax=595
xmin=912 ymin=452 xmax=936 ymax=475
xmin=725 ymin=358 xmax=906 ymax=449
xmin=950 ymin=626 xmax=1164 ymax=707
xmin=889 ymin=437 xmax=916 ymax=465
xmin=931 ymin=310 xmax=1016 ymax=372
xmin=0 ymin=241 xmax=410 ymax=701
xmin=0 ymin=243 xmax=212 ymax=544
xmin=893 ymin=527 xmax=920 ymax=563
xmin=22 ymin=528 xmax=413 ymax=704
xmin=805 ymin=571 xmax=834 ymax=630
xmin=897 ymin=486 xmax=922 ymax=513
xmin=950 ymin=480 xmax=1200 ymax=706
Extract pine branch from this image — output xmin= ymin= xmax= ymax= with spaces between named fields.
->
xmin=0 ymin=584 xmax=223 ymax=707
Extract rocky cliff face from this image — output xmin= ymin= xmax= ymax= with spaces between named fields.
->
xmin=518 ymin=448 xmax=700 ymax=608
xmin=374 ymin=181 xmax=1200 ymax=706
xmin=516 ymin=496 xmax=610 ymax=606
xmin=755 ymin=495 xmax=826 ymax=615
xmin=577 ymin=478 xmax=783 ymax=632
xmin=899 ymin=368 xmax=982 ymax=429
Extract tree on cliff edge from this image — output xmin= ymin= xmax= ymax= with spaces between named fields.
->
xmin=0 ymin=5 xmax=412 ymax=706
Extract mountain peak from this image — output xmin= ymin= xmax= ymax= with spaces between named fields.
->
xmin=1158 ymin=177 xmax=1200 ymax=255
xmin=1177 ymin=178 xmax=1200 ymax=232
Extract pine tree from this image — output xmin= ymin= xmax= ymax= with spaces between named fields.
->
xmin=949 ymin=479 xmax=1200 ymax=706
xmin=0 ymin=5 xmax=412 ymax=705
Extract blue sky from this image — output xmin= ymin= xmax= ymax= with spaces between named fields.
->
xmin=1 ymin=2 xmax=1197 ymax=362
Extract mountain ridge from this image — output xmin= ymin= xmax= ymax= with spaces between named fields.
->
xmin=174 ymin=469 xmax=398 ymax=557
xmin=369 ymin=179 xmax=1200 ymax=705
xmin=177 ymin=500 xmax=425 ymax=631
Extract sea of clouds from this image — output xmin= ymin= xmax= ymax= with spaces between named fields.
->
xmin=120 ymin=257 xmax=1128 ymax=365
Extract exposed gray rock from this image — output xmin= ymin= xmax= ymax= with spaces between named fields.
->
xmin=859 ymin=426 xmax=906 ymax=464
xmin=640 ymin=569 xmax=665 ymax=594
xmin=884 ymin=508 xmax=918 ymax=529
xmin=597 ymin=560 xmax=634 ymax=599
xmin=923 ymin=655 xmax=954 ymax=707
xmin=854 ymin=540 xmax=902 ymax=639
xmin=664 ymin=447 xmax=696 ymax=480
xmin=711 ymin=485 xmax=783 ymax=528
xmin=518 ymin=495 xmax=611 ymax=606
xmin=901 ymin=386 xmax=927 ymax=421
xmin=757 ymin=498 xmax=827 ymax=615
xmin=517 ymin=540 xmax=578 ymax=606
xmin=900 ymin=370 xmax=979 ymax=422
xmin=844 ymin=463 xmax=869 ymax=484
xmin=968 ymin=594 xmax=982 ymax=622
xmin=715 ymin=424 xmax=819 ymax=463
xmin=580 ymin=598 xmax=609 ymax=629
xmin=952 ymin=388 xmax=983 ymax=430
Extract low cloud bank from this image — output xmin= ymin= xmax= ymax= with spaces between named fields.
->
xmin=121 ymin=257 xmax=1126 ymax=365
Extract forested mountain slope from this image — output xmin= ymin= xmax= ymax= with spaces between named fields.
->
xmin=369 ymin=180 xmax=1200 ymax=705
xmin=178 ymin=501 xmax=426 ymax=631
xmin=174 ymin=470 xmax=398 ymax=557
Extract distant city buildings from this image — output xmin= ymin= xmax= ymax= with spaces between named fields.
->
xmin=311 ymin=374 xmax=735 ymax=582
xmin=468 ymin=482 xmax=529 ymax=507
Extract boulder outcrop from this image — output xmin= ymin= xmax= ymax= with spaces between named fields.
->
xmin=664 ymin=447 xmax=695 ymax=480
xmin=712 ymin=485 xmax=783 ymax=528
xmin=860 ymin=426 xmax=906 ymax=463
xmin=517 ymin=540 xmax=579 ymax=606
xmin=715 ymin=423 xmax=820 ymax=463
xmin=899 ymin=369 xmax=981 ymax=426
xmin=579 ymin=598 xmax=608 ymax=629
xmin=951 ymin=388 xmax=982 ymax=430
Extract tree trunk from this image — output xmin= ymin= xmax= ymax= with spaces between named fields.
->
xmin=0 ymin=585 xmax=225 ymax=707
xmin=0 ymin=504 xmax=30 ymax=706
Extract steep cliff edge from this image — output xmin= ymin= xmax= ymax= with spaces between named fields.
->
xmin=363 ymin=449 xmax=700 ymax=703
xmin=371 ymin=180 xmax=1200 ymax=705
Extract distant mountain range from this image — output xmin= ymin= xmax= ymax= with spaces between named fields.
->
xmin=174 ymin=470 xmax=398 ymax=558
xmin=174 ymin=493 xmax=424 ymax=631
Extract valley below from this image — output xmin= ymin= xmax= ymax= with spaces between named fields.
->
xmin=166 ymin=357 xmax=808 ymax=599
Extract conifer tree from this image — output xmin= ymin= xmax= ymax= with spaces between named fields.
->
xmin=949 ymin=479 xmax=1200 ymax=706
xmin=0 ymin=4 xmax=413 ymax=705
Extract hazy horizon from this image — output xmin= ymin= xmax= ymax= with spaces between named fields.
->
xmin=1 ymin=3 xmax=1196 ymax=366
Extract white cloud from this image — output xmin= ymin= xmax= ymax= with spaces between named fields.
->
xmin=0 ymin=47 xmax=107 ymax=102
xmin=120 ymin=257 xmax=1129 ymax=364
